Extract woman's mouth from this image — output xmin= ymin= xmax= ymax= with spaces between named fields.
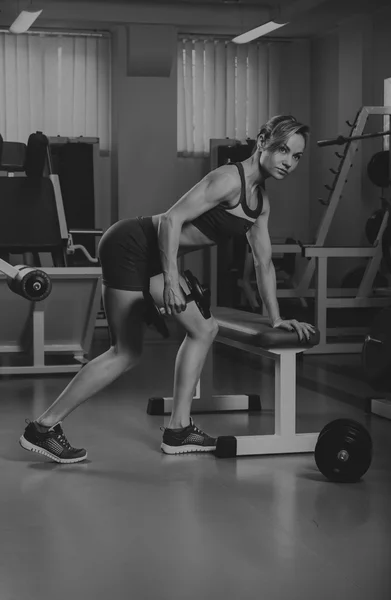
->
xmin=277 ymin=168 xmax=288 ymax=175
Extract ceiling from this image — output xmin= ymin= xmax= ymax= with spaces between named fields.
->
xmin=0 ymin=0 xmax=390 ymax=38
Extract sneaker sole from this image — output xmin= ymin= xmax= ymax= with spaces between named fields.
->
xmin=161 ymin=442 xmax=216 ymax=455
xmin=19 ymin=436 xmax=87 ymax=464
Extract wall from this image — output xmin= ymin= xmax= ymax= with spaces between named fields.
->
xmin=266 ymin=40 xmax=311 ymax=243
xmin=9 ymin=1 xmax=391 ymax=284
xmin=79 ymin=2 xmax=391 ymax=290
xmin=0 ymin=0 xmax=270 ymax=231
xmin=0 ymin=1 xmax=311 ymax=246
xmin=308 ymin=13 xmax=380 ymax=284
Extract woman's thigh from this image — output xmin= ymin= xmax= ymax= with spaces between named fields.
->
xmin=102 ymin=285 xmax=146 ymax=355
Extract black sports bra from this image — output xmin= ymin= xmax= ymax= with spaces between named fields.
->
xmin=191 ymin=162 xmax=263 ymax=243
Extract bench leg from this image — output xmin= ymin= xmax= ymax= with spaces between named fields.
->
xmin=146 ymin=347 xmax=262 ymax=415
xmin=216 ymin=351 xmax=319 ymax=457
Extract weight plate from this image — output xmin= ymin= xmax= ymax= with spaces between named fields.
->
xmin=183 ymin=270 xmax=211 ymax=319
xmin=367 ymin=150 xmax=390 ymax=188
xmin=315 ymin=425 xmax=372 ymax=483
xmin=143 ymin=292 xmax=170 ymax=338
xmin=317 ymin=419 xmax=372 ymax=445
xmin=22 ymin=270 xmax=52 ymax=301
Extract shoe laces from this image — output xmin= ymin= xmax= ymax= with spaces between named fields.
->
xmin=192 ymin=424 xmax=204 ymax=435
xmin=55 ymin=431 xmax=72 ymax=450
xmin=189 ymin=419 xmax=204 ymax=435
xmin=159 ymin=418 xmax=204 ymax=435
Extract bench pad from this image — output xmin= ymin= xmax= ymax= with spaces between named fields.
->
xmin=213 ymin=307 xmax=320 ymax=349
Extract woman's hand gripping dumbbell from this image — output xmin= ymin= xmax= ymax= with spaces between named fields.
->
xmin=143 ymin=270 xmax=211 ymax=338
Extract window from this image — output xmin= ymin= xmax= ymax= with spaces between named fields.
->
xmin=0 ymin=30 xmax=111 ymax=152
xmin=177 ymin=37 xmax=281 ymax=156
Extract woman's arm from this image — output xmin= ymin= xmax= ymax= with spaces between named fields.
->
xmin=247 ymin=203 xmax=316 ymax=340
xmin=158 ymin=168 xmax=239 ymax=314
xmin=246 ymin=202 xmax=281 ymax=324
xmin=239 ymin=246 xmax=261 ymax=311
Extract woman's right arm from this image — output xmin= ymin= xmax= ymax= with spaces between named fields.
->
xmin=158 ymin=169 xmax=239 ymax=315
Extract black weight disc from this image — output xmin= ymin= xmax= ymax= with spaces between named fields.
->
xmin=367 ymin=150 xmax=390 ymax=188
xmin=382 ymin=223 xmax=391 ymax=275
xmin=315 ymin=423 xmax=373 ymax=483
xmin=142 ymin=292 xmax=170 ymax=338
xmin=317 ymin=419 xmax=372 ymax=445
xmin=21 ymin=269 xmax=52 ymax=301
xmin=183 ymin=270 xmax=211 ymax=319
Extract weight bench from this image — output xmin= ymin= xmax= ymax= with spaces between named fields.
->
xmin=147 ymin=307 xmax=321 ymax=457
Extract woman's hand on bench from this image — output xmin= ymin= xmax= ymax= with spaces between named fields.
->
xmin=272 ymin=317 xmax=316 ymax=342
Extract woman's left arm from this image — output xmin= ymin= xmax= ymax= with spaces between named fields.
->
xmin=246 ymin=205 xmax=316 ymax=340
xmin=246 ymin=204 xmax=281 ymax=326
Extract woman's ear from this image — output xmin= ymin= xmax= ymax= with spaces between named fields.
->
xmin=257 ymin=134 xmax=266 ymax=151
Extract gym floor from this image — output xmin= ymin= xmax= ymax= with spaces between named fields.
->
xmin=1 ymin=329 xmax=390 ymax=600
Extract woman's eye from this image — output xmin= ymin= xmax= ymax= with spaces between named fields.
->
xmin=279 ymin=147 xmax=286 ymax=153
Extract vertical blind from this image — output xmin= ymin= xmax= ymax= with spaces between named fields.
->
xmin=0 ymin=31 xmax=111 ymax=151
xmin=177 ymin=37 xmax=284 ymax=156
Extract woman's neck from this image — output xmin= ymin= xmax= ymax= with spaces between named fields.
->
xmin=243 ymin=153 xmax=268 ymax=188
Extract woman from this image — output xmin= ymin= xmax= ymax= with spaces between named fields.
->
xmin=20 ymin=114 xmax=316 ymax=463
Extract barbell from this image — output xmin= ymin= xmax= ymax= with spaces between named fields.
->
xmin=0 ymin=259 xmax=52 ymax=302
xmin=317 ymin=129 xmax=391 ymax=148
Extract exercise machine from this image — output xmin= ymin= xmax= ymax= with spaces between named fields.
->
xmin=0 ymin=132 xmax=103 ymax=374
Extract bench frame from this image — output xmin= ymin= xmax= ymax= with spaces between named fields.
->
xmin=147 ymin=314 xmax=320 ymax=457
xmin=213 ymin=335 xmax=319 ymax=457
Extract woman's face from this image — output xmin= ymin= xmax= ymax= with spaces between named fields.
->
xmin=258 ymin=133 xmax=305 ymax=180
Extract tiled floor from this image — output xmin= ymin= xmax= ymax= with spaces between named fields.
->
xmin=1 ymin=331 xmax=390 ymax=600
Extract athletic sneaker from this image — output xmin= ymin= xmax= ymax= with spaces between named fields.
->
xmin=19 ymin=420 xmax=87 ymax=464
xmin=161 ymin=418 xmax=217 ymax=455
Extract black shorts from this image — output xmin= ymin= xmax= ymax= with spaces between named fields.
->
xmin=98 ymin=216 xmax=163 ymax=291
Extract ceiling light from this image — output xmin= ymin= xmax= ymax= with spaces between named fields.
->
xmin=9 ymin=8 xmax=43 ymax=34
xmin=233 ymin=21 xmax=288 ymax=44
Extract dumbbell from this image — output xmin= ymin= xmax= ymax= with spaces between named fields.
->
xmin=6 ymin=265 xmax=52 ymax=301
xmin=144 ymin=269 xmax=211 ymax=338
xmin=314 ymin=419 xmax=373 ymax=483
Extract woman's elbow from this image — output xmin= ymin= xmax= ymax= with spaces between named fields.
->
xmin=254 ymin=254 xmax=273 ymax=271
xmin=159 ymin=212 xmax=182 ymax=231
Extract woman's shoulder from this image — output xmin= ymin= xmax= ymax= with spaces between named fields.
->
xmin=205 ymin=163 xmax=241 ymax=190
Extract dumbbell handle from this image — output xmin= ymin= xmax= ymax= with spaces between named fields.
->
xmin=158 ymin=289 xmax=193 ymax=314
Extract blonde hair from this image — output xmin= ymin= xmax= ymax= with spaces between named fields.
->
xmin=253 ymin=115 xmax=309 ymax=154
